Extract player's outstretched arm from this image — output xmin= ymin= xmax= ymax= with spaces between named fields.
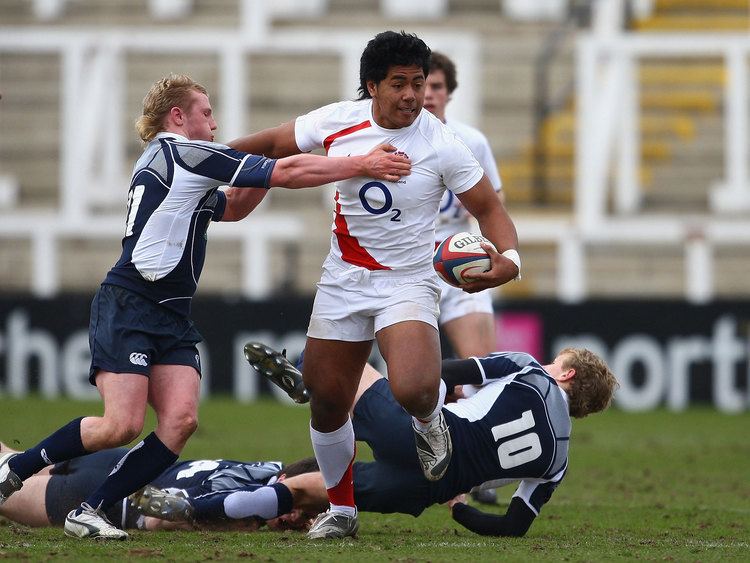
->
xmin=227 ymin=121 xmax=301 ymax=158
xmin=450 ymin=496 xmax=536 ymax=537
xmin=269 ymin=143 xmax=410 ymax=189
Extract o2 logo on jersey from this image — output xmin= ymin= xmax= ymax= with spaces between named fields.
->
xmin=491 ymin=410 xmax=542 ymax=469
xmin=359 ymin=182 xmax=401 ymax=222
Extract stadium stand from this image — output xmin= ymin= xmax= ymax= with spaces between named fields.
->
xmin=0 ymin=0 xmax=748 ymax=301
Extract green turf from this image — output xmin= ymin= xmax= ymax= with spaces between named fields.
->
xmin=1 ymin=398 xmax=748 ymax=561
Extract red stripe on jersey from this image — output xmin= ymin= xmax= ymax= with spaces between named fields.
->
xmin=333 ymin=191 xmax=390 ymax=271
xmin=323 ymin=120 xmax=371 ymax=153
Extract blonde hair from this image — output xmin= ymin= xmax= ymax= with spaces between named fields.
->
xmin=559 ymin=348 xmax=619 ymax=418
xmin=135 ymin=74 xmax=208 ymax=143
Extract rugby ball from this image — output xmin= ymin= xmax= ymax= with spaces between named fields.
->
xmin=433 ymin=232 xmax=495 ymax=287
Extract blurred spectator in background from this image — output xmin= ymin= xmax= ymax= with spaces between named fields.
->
xmin=425 ymin=52 xmax=505 ymax=505
xmin=426 ymin=51 xmax=504 ymax=361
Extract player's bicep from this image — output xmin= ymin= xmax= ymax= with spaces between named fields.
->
xmin=228 ymin=120 xmax=301 ymax=158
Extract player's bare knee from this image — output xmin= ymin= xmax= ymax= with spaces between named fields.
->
xmin=109 ymin=421 xmax=144 ymax=445
xmin=172 ymin=413 xmax=199 ymax=440
xmin=309 ymin=394 xmax=349 ymax=424
xmin=392 ymin=384 xmax=437 ymax=419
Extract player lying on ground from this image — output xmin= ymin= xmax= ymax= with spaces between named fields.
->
xmin=0 ymin=441 xmax=318 ymax=532
xmin=137 ymin=342 xmax=618 ymax=537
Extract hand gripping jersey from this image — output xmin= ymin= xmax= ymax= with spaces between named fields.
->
xmin=295 ymin=100 xmax=484 ymax=271
xmin=440 ymin=352 xmax=570 ymax=517
xmin=104 ymin=132 xmax=276 ymax=316
xmin=435 ymin=120 xmax=502 ymax=242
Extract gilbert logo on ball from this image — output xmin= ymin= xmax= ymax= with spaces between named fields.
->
xmin=433 ymin=232 xmax=495 ymax=287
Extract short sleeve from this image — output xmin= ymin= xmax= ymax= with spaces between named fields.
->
xmin=439 ymin=132 xmax=484 ymax=196
xmin=294 ymin=102 xmax=342 ymax=153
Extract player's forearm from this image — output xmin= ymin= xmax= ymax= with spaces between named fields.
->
xmin=270 ymin=154 xmax=366 ymax=189
xmin=441 ymin=359 xmax=483 ymax=393
xmin=475 ymin=203 xmax=518 ymax=254
xmin=451 ymin=497 xmax=535 ymax=537
xmin=227 ymin=121 xmax=300 ymax=158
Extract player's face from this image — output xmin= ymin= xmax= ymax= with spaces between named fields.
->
xmin=548 ymin=353 xmax=573 ymax=381
xmin=424 ymin=69 xmax=449 ymax=122
xmin=266 ymin=508 xmax=313 ymax=531
xmin=368 ymin=64 xmax=426 ymax=129
xmin=181 ymin=90 xmax=217 ymax=142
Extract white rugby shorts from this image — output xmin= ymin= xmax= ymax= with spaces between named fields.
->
xmin=438 ymin=278 xmax=494 ymax=325
xmin=307 ymin=254 xmax=441 ymax=342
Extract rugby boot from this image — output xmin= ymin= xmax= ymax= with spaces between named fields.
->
xmin=413 ymin=411 xmax=453 ymax=481
xmin=243 ymin=341 xmax=309 ymax=404
xmin=64 ymin=502 xmax=129 ymax=540
xmin=130 ymin=485 xmax=194 ymax=523
xmin=306 ymin=509 xmax=359 ymax=539
xmin=0 ymin=453 xmax=22 ymax=506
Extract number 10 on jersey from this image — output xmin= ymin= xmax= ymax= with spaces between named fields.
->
xmin=491 ymin=410 xmax=542 ymax=469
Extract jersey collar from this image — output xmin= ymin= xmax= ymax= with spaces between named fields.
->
xmin=155 ymin=131 xmax=189 ymax=142
xmin=367 ymin=99 xmax=423 ymax=135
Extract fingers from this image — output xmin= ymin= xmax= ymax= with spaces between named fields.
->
xmin=376 ymin=143 xmax=397 ymax=153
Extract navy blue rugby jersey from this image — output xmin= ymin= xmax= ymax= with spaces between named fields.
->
xmin=104 ymin=132 xmax=276 ymax=316
xmin=438 ymin=352 xmax=570 ymax=516
xmin=151 ymin=459 xmax=283 ymax=499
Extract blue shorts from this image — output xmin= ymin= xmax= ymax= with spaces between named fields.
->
xmin=88 ymin=284 xmax=203 ymax=384
xmin=47 ymin=449 xmax=135 ymax=528
xmin=352 ymin=378 xmax=433 ymax=516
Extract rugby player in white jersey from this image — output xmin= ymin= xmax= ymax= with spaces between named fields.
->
xmin=0 ymin=74 xmax=410 ymax=540
xmin=425 ymin=52 xmax=504 ymax=362
xmin=425 ymin=51 xmax=505 ymax=505
xmin=228 ymin=31 xmax=521 ymax=539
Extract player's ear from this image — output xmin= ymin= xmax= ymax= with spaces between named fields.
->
xmin=561 ymin=368 xmax=576 ymax=382
xmin=170 ymin=106 xmax=184 ymax=126
xmin=366 ymin=80 xmax=377 ymax=97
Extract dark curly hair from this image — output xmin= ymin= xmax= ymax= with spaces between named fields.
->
xmin=357 ymin=30 xmax=431 ymax=100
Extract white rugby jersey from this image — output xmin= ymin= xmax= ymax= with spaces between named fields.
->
xmin=435 ymin=119 xmax=502 ymax=242
xmin=295 ymin=100 xmax=484 ymax=271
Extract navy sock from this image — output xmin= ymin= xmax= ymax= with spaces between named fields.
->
xmin=9 ymin=417 xmax=88 ymax=481
xmin=82 ymin=432 xmax=177 ymax=513
xmin=272 ymin=483 xmax=294 ymax=516
xmin=191 ymin=491 xmax=233 ymax=522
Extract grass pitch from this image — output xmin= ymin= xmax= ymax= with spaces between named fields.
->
xmin=1 ymin=397 xmax=748 ymax=561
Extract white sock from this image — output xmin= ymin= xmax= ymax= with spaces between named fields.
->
xmin=412 ymin=380 xmax=447 ymax=432
xmin=224 ymin=488 xmax=278 ymax=520
xmin=309 ymin=418 xmax=355 ymax=490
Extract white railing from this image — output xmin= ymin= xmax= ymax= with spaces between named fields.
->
xmin=570 ymin=0 xmax=750 ymax=303
xmin=0 ymin=17 xmax=480 ymax=297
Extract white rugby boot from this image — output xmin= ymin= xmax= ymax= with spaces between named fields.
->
xmin=64 ymin=502 xmax=129 ymax=540
xmin=0 ymin=453 xmax=22 ymax=506
xmin=306 ymin=509 xmax=359 ymax=539
xmin=413 ymin=411 xmax=453 ymax=481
